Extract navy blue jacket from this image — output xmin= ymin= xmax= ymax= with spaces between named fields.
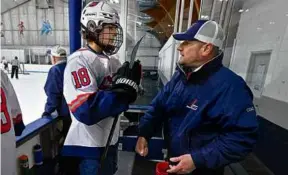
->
xmin=139 ymin=53 xmax=258 ymax=173
xmin=44 ymin=61 xmax=70 ymax=117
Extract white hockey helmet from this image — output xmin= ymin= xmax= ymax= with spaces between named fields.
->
xmin=81 ymin=1 xmax=123 ymax=55
xmin=48 ymin=45 xmax=67 ymax=57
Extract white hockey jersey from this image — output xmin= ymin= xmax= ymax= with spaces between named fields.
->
xmin=62 ymin=47 xmax=128 ymax=158
xmin=1 ymin=70 xmax=25 ymax=175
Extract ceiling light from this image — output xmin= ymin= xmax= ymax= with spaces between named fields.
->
xmin=269 ymin=21 xmax=275 ymax=24
xmin=239 ymin=9 xmax=244 ymax=13
xmin=257 ymin=27 xmax=262 ymax=31
xmin=245 ymin=9 xmax=249 ymax=12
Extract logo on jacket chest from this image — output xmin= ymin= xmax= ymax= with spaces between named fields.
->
xmin=186 ymin=99 xmax=198 ymax=111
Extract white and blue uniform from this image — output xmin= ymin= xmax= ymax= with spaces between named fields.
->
xmin=62 ymin=47 xmax=128 ymax=159
xmin=1 ymin=70 xmax=25 ymax=175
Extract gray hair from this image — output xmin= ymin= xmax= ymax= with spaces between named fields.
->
xmin=213 ymin=46 xmax=221 ymax=56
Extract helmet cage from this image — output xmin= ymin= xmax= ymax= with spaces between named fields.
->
xmin=82 ymin=21 xmax=123 ymax=56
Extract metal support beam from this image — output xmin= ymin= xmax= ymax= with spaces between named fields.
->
xmin=187 ymin=0 xmax=194 ymax=29
xmin=210 ymin=0 xmax=217 ymax=20
xmin=29 ymin=49 xmax=32 ymax=64
xmin=218 ymin=0 xmax=226 ymax=26
xmin=120 ymin=0 xmax=128 ymax=64
xmin=69 ymin=0 xmax=82 ymax=53
xmin=17 ymin=5 xmax=22 ymax=46
xmin=219 ymin=0 xmax=228 ymax=27
xmin=198 ymin=0 xmax=203 ymax=19
xmin=223 ymin=0 xmax=235 ymax=49
xmin=178 ymin=0 xmax=185 ymax=32
xmin=8 ymin=11 xmax=15 ymax=46
xmin=173 ymin=0 xmax=181 ymax=33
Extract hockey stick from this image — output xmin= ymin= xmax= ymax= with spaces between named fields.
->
xmin=99 ymin=114 xmax=120 ymax=174
xmin=98 ymin=35 xmax=145 ymax=174
xmin=129 ymin=35 xmax=145 ymax=69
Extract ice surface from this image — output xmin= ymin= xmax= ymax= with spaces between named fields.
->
xmin=9 ymin=73 xmax=48 ymax=125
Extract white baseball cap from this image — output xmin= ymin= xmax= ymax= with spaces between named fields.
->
xmin=173 ymin=20 xmax=225 ymax=48
xmin=48 ymin=45 xmax=67 ymax=57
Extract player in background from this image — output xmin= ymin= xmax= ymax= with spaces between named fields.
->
xmin=11 ymin=56 xmax=20 ymax=79
xmin=1 ymin=69 xmax=26 ymax=175
xmin=62 ymin=1 xmax=142 ymax=175
xmin=1 ymin=56 xmax=9 ymax=73
xmin=1 ymin=22 xmax=4 ymax=37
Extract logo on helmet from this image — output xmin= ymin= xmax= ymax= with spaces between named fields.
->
xmin=89 ymin=2 xmax=99 ymax=7
xmin=87 ymin=20 xmax=97 ymax=32
xmin=85 ymin=13 xmax=97 ymax=16
xmin=102 ymin=13 xmax=113 ymax=20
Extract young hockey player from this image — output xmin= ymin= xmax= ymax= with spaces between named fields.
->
xmin=62 ymin=1 xmax=141 ymax=175
xmin=1 ymin=56 xmax=9 ymax=73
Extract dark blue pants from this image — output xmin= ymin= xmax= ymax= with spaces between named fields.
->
xmin=11 ymin=66 xmax=18 ymax=79
xmin=79 ymin=151 xmax=118 ymax=175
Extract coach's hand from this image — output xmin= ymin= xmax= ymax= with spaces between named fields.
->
xmin=135 ymin=137 xmax=148 ymax=157
xmin=167 ymin=154 xmax=196 ymax=174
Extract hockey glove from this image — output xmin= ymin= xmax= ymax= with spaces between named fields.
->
xmin=111 ymin=60 xmax=142 ymax=103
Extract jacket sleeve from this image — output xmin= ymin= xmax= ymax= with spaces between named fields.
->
xmin=191 ymin=83 xmax=258 ymax=169
xmin=44 ymin=68 xmax=62 ymax=115
xmin=4 ymin=72 xmax=25 ymax=136
xmin=64 ymin=62 xmax=129 ymax=126
xmin=138 ymin=72 xmax=179 ymax=140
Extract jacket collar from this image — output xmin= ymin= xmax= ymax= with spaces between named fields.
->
xmin=177 ymin=52 xmax=224 ymax=82
xmin=55 ymin=59 xmax=66 ymax=65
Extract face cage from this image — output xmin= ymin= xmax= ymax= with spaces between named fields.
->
xmin=84 ymin=21 xmax=123 ymax=56
xmin=98 ymin=23 xmax=123 ymax=56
